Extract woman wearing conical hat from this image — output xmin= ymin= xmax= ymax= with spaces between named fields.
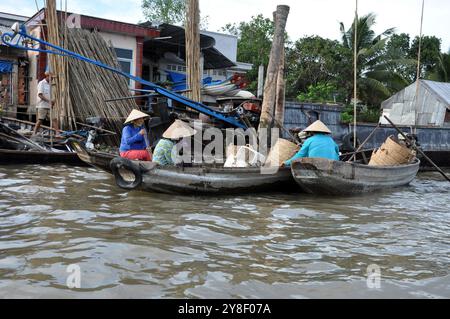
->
xmin=153 ymin=120 xmax=197 ymax=166
xmin=284 ymin=120 xmax=340 ymax=166
xmin=119 ymin=110 xmax=152 ymax=161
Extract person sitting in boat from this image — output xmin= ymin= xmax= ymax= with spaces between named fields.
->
xmin=119 ymin=110 xmax=152 ymax=161
xmin=153 ymin=120 xmax=197 ymax=166
xmin=284 ymin=120 xmax=340 ymax=166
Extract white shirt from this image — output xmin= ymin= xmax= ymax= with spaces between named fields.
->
xmin=37 ymin=79 xmax=51 ymax=109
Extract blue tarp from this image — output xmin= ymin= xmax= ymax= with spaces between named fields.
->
xmin=0 ymin=60 xmax=13 ymax=74
xmin=165 ymin=70 xmax=220 ymax=91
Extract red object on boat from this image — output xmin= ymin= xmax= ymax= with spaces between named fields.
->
xmin=120 ymin=150 xmax=152 ymax=161
xmin=243 ymin=102 xmax=261 ymax=113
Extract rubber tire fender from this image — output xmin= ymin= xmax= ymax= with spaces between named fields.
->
xmin=110 ymin=157 xmax=143 ymax=190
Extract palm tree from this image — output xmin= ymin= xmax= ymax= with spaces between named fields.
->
xmin=429 ymin=51 xmax=450 ymax=82
xmin=340 ymin=13 xmax=411 ymax=106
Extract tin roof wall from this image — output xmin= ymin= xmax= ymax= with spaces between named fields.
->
xmin=421 ymin=80 xmax=450 ymax=107
xmin=381 ymin=80 xmax=450 ymax=126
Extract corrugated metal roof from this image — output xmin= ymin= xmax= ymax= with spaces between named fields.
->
xmin=0 ymin=24 xmax=10 ymax=35
xmin=422 ymin=80 xmax=450 ymax=108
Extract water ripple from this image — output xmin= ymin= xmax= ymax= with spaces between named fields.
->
xmin=0 ymin=165 xmax=448 ymax=298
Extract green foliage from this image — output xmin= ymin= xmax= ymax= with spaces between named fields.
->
xmin=429 ymin=52 xmax=450 ymax=82
xmin=409 ymin=36 xmax=442 ymax=79
xmin=340 ymin=104 xmax=381 ymax=124
xmin=221 ymin=14 xmax=279 ymax=93
xmin=297 ymin=82 xmax=342 ymax=104
xmin=142 ymin=0 xmax=186 ymax=25
xmin=220 ymin=12 xmax=448 ymax=109
xmin=285 ymin=36 xmax=351 ymax=99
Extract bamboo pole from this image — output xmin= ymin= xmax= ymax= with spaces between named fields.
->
xmin=258 ymin=5 xmax=290 ymax=134
xmin=185 ymin=0 xmax=202 ymax=102
xmin=353 ymin=0 xmax=358 ymax=152
xmin=63 ymin=28 xmax=137 ymax=146
xmin=414 ymin=0 xmax=425 ymax=132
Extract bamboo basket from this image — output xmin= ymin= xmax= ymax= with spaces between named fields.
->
xmin=264 ymin=138 xmax=299 ymax=167
xmin=369 ymin=136 xmax=415 ymax=166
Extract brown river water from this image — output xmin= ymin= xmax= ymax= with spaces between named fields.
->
xmin=0 ymin=164 xmax=449 ymax=299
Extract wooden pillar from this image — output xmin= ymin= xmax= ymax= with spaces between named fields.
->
xmin=258 ymin=5 xmax=290 ymax=133
xmin=257 ymin=64 xmax=264 ymax=98
xmin=135 ymin=36 xmax=144 ymax=96
xmin=185 ymin=0 xmax=202 ymax=102
xmin=274 ymin=46 xmax=286 ymax=128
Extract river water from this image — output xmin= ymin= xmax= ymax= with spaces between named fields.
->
xmin=0 ymin=164 xmax=449 ymax=299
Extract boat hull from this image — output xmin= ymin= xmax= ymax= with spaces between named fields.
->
xmin=69 ymin=140 xmax=295 ymax=195
xmin=291 ymin=158 xmax=420 ymax=195
xmin=139 ymin=164 xmax=295 ymax=195
xmin=68 ymin=139 xmax=115 ymax=172
xmin=0 ymin=149 xmax=86 ymax=166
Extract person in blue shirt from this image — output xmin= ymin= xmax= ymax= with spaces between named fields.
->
xmin=119 ymin=110 xmax=152 ymax=161
xmin=284 ymin=120 xmax=340 ymax=166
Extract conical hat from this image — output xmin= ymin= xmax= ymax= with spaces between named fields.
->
xmin=303 ymin=120 xmax=332 ymax=134
xmin=124 ymin=110 xmax=149 ymax=124
xmin=163 ymin=120 xmax=197 ymax=139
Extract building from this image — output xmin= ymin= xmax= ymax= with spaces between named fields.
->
xmin=200 ymin=30 xmax=253 ymax=81
xmin=3 ymin=9 xmax=252 ymax=116
xmin=141 ymin=23 xmax=252 ymax=84
xmin=0 ymin=12 xmax=29 ymax=117
xmin=24 ymin=9 xmax=160 ymax=109
xmin=380 ymin=80 xmax=450 ymax=127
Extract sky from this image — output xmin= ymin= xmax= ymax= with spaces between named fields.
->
xmin=1 ymin=0 xmax=449 ymax=52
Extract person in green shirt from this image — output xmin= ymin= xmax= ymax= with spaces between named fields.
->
xmin=153 ymin=120 xmax=197 ymax=166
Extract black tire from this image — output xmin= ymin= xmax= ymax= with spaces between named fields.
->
xmin=110 ymin=157 xmax=143 ymax=190
xmin=342 ymin=132 xmax=361 ymax=152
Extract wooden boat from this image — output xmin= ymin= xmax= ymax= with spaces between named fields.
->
xmin=0 ymin=122 xmax=85 ymax=166
xmin=291 ymin=158 xmax=421 ymax=195
xmin=68 ymin=139 xmax=295 ymax=195
xmin=66 ymin=139 xmax=115 ymax=172
xmin=0 ymin=149 xmax=85 ymax=165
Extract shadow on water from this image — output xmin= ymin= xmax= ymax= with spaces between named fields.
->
xmin=0 ymin=165 xmax=449 ymax=298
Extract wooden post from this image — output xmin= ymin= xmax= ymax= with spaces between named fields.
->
xmin=257 ymin=64 xmax=264 ymax=98
xmin=258 ymin=5 xmax=290 ymax=134
xmin=274 ymin=45 xmax=286 ymax=128
xmin=185 ymin=0 xmax=202 ymax=102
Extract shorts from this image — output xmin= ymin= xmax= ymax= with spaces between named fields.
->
xmin=37 ymin=108 xmax=51 ymax=121
xmin=120 ymin=150 xmax=152 ymax=162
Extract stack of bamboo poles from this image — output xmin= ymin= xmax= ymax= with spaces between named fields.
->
xmin=185 ymin=0 xmax=202 ymax=102
xmin=46 ymin=0 xmax=76 ymax=130
xmin=63 ymin=28 xmax=137 ymax=145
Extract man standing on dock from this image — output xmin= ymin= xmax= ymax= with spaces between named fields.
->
xmin=33 ymin=71 xmax=57 ymax=136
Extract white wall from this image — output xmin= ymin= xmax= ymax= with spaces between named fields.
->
xmin=27 ymin=26 xmax=41 ymax=109
xmin=98 ymin=31 xmax=137 ymax=89
xmin=201 ymin=31 xmax=238 ymax=62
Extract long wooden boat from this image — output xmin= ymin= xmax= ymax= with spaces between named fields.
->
xmin=67 ymin=139 xmax=115 ymax=172
xmin=0 ymin=149 xmax=85 ymax=165
xmin=291 ymin=158 xmax=421 ymax=195
xmin=0 ymin=122 xmax=85 ymax=166
xmin=68 ymin=139 xmax=295 ymax=195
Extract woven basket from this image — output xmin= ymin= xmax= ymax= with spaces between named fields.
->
xmin=265 ymin=138 xmax=299 ymax=167
xmin=369 ymin=136 xmax=415 ymax=166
